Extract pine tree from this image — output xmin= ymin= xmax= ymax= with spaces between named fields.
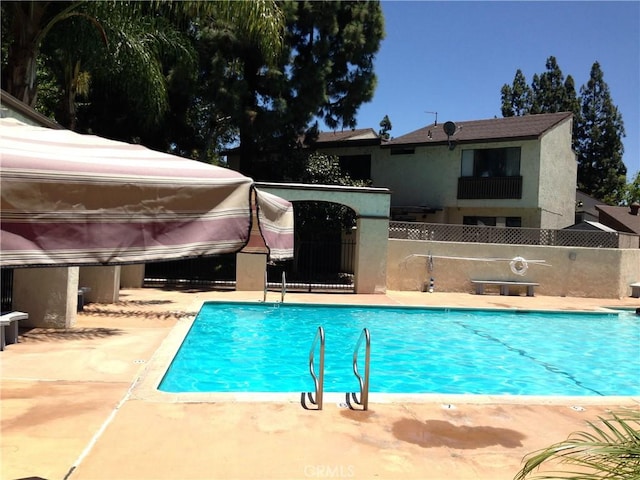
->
xmin=500 ymin=69 xmax=532 ymax=117
xmin=530 ymin=56 xmax=576 ymax=114
xmin=501 ymin=59 xmax=579 ymax=119
xmin=379 ymin=115 xmax=392 ymax=140
xmin=209 ymin=0 xmax=385 ymax=177
xmin=576 ymin=62 xmax=626 ymax=204
xmin=500 ymin=57 xmax=630 ymax=204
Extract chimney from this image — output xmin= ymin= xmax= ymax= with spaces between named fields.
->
xmin=630 ymin=202 xmax=640 ymax=216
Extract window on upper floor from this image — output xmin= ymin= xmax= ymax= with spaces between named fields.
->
xmin=390 ymin=147 xmax=415 ymax=155
xmin=461 ymin=147 xmax=521 ymax=178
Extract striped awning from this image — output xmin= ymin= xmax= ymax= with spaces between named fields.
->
xmin=0 ymin=118 xmax=293 ymax=267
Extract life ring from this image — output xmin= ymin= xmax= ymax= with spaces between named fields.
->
xmin=510 ymin=256 xmax=528 ymax=276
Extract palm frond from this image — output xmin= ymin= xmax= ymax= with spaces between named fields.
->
xmin=514 ymin=409 xmax=640 ymax=480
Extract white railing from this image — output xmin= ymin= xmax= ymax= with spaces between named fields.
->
xmin=301 ymin=326 xmax=325 ymax=410
xmin=388 ymin=221 xmax=633 ymax=248
xmin=346 ymin=328 xmax=371 ymax=411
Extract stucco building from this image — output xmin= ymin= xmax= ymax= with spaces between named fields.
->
xmin=252 ymin=112 xmax=578 ymax=230
xmin=375 ymin=112 xmax=576 ymax=229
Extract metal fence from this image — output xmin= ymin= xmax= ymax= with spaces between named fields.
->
xmin=267 ymin=238 xmax=356 ymax=292
xmin=389 ymin=222 xmax=626 ymax=248
xmin=1 ymin=269 xmax=13 ymax=311
xmin=143 ymin=238 xmax=356 ymax=292
xmin=144 ymin=255 xmax=237 ymax=289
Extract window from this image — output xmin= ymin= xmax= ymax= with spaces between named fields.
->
xmin=390 ymin=147 xmax=415 ymax=155
xmin=461 ymin=147 xmax=521 ymax=178
xmin=463 ymin=216 xmax=496 ymax=226
xmin=463 ymin=216 xmax=522 ymax=227
xmin=505 ymin=217 xmax=522 ymax=227
xmin=338 ymin=154 xmax=371 ymax=181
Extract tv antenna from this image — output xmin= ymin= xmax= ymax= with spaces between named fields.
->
xmin=425 ymin=111 xmax=438 ymax=126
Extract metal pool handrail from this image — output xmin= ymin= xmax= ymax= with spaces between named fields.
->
xmin=301 ymin=326 xmax=324 ymax=410
xmin=263 ymin=270 xmax=267 ymax=302
xmin=347 ymin=328 xmax=370 ymax=410
xmin=281 ymin=271 xmax=286 ymax=303
xmin=263 ymin=271 xmax=286 ymax=303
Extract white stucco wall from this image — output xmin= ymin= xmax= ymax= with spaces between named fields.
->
xmin=120 ymin=264 xmax=145 ymax=288
xmin=387 ymin=239 xmax=640 ymax=298
xmin=13 ymin=267 xmax=79 ymax=328
xmin=372 ymin=145 xmax=457 ymax=207
xmin=538 ymin=118 xmax=577 ymax=229
xmin=236 ymin=253 xmax=267 ymax=291
xmin=79 ymin=266 xmax=120 ymax=303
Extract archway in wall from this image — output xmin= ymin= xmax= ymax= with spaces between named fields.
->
xmin=256 ymin=182 xmax=391 ymax=294
xmin=267 ymin=200 xmax=357 ymax=292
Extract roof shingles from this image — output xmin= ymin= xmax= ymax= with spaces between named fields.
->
xmin=385 ymin=112 xmax=573 ymax=147
xmin=596 ymin=204 xmax=640 ymax=234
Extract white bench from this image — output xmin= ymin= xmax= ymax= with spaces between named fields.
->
xmin=630 ymin=282 xmax=640 ymax=298
xmin=471 ymin=280 xmax=539 ymax=297
xmin=1 ymin=311 xmax=28 ymax=351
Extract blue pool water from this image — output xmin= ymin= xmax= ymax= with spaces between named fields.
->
xmin=159 ymin=302 xmax=640 ymax=396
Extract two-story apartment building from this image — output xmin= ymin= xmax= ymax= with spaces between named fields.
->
xmin=225 ymin=112 xmax=577 ymax=230
xmin=375 ymin=112 xmax=576 ymax=229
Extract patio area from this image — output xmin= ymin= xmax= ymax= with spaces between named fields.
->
xmin=1 ymin=288 xmax=639 ymax=480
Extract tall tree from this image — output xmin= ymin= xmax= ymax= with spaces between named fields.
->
xmin=2 ymin=1 xmax=91 ymax=106
xmin=500 ymin=57 xmax=630 ymax=203
xmin=197 ymin=1 xmax=385 ymax=178
xmin=379 ymin=114 xmax=392 ymax=140
xmin=501 ymin=57 xmax=579 ymax=118
xmin=500 ymin=69 xmax=532 ymax=117
xmin=37 ymin=3 xmax=194 ymax=132
xmin=575 ymin=62 xmax=626 ymax=204
xmin=1 ymin=1 xmax=284 ymax=138
xmin=70 ymin=3 xmax=198 ymax=139
xmin=530 ymin=56 xmax=576 ymax=114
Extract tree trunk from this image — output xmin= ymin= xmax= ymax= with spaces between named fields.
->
xmin=5 ymin=3 xmax=48 ymax=106
xmin=237 ymin=49 xmax=264 ymax=177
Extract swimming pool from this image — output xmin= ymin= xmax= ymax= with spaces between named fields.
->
xmin=158 ymin=302 xmax=640 ymax=396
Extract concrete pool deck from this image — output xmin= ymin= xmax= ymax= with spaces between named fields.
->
xmin=1 ymin=288 xmax=639 ymax=480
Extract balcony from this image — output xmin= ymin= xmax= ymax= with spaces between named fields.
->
xmin=457 ymin=176 xmax=522 ymax=199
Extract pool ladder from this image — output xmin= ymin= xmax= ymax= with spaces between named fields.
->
xmin=346 ymin=328 xmax=371 ymax=411
xmin=300 ymin=326 xmax=371 ymax=411
xmin=301 ymin=326 xmax=325 ymax=410
xmin=263 ymin=271 xmax=286 ymax=303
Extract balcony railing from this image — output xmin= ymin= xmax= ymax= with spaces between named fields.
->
xmin=457 ymin=176 xmax=522 ymax=199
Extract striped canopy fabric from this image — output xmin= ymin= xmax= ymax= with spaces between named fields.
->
xmin=0 ymin=118 xmax=293 ymax=267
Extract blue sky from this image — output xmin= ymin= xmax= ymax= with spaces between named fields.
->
xmin=345 ymin=1 xmax=640 ymax=180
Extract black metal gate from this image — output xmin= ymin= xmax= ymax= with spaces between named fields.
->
xmin=267 ymin=237 xmax=355 ymax=292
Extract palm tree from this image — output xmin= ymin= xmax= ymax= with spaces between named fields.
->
xmin=514 ymin=408 xmax=640 ymax=480
xmin=2 ymin=1 xmax=105 ymax=106
xmin=2 ymin=0 xmax=284 ymax=129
